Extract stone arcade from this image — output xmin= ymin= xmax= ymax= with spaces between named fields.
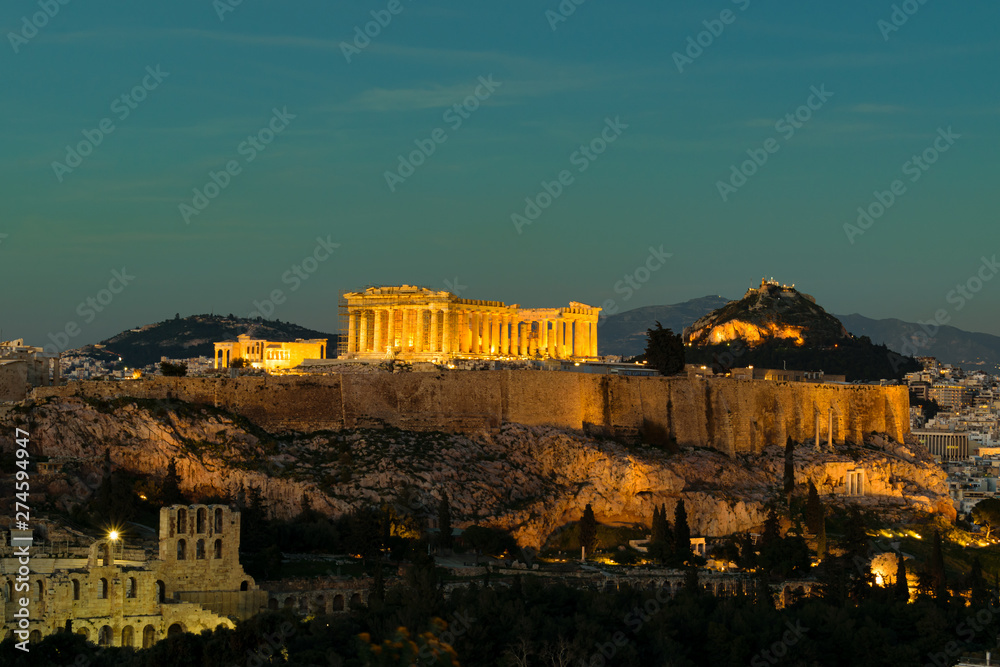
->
xmin=1 ymin=505 xmax=263 ymax=648
xmin=342 ymin=285 xmax=601 ymax=361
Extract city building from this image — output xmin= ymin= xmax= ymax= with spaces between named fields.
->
xmin=340 ymin=285 xmax=601 ymax=362
xmin=0 ymin=339 xmax=60 ymax=401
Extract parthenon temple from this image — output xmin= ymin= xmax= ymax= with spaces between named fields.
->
xmin=341 ymin=285 xmax=601 ymax=361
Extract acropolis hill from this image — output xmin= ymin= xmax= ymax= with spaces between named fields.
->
xmin=32 ymin=372 xmax=908 ymax=454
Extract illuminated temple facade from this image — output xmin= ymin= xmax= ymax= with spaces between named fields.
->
xmin=213 ymin=335 xmax=327 ymax=370
xmin=342 ymin=285 xmax=600 ymax=361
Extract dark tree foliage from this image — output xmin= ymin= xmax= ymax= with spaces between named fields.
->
xmin=648 ymin=504 xmax=673 ymax=564
xmin=462 ymin=525 xmax=518 ymax=557
xmin=160 ymin=458 xmax=186 ymax=505
xmin=437 ymin=492 xmax=453 ymax=550
xmin=930 ymin=530 xmax=947 ymax=601
xmin=159 ymin=361 xmax=187 ymax=376
xmin=969 ymin=557 xmax=989 ymax=609
xmin=578 ymin=504 xmax=597 ymax=556
xmin=783 ymin=437 xmax=795 ymax=507
xmin=684 ymin=336 xmax=920 ymax=381
xmin=643 ymin=322 xmax=685 ymax=376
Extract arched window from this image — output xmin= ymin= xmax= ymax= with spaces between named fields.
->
xmin=98 ymin=625 xmax=112 ymax=646
xmin=332 ymin=594 xmax=344 ymax=611
xmin=142 ymin=625 xmax=156 ymax=648
xmin=177 ymin=539 xmax=186 ymax=560
xmin=155 ymin=580 xmax=166 ymax=603
xmin=196 ymin=508 xmax=207 ymax=533
xmin=126 ymin=577 xmax=136 ymax=599
xmin=177 ymin=509 xmax=187 ymax=533
xmin=214 ymin=539 xmax=223 ymax=559
xmin=240 ymin=580 xmax=249 ymax=591
xmin=72 ymin=579 xmax=80 ymax=601
xmin=214 ymin=508 xmax=224 ymax=533
xmin=29 ymin=630 xmax=42 ymax=644
xmin=98 ymin=578 xmax=108 ymax=599
xmin=33 ymin=580 xmax=43 ymax=601
xmin=196 ymin=539 xmax=205 ymax=560
xmin=122 ymin=625 xmax=135 ymax=647
xmin=167 ymin=623 xmax=184 ymax=638
xmin=3 ymin=579 xmax=12 ymax=602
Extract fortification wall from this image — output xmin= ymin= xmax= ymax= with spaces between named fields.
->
xmin=31 ymin=372 xmax=909 ymax=453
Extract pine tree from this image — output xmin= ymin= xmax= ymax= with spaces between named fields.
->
xmin=816 ymin=511 xmax=826 ymax=560
xmin=673 ymin=499 xmax=691 ymax=564
xmin=437 ymin=492 xmax=453 ymax=550
xmin=895 ymin=553 xmax=909 ymax=602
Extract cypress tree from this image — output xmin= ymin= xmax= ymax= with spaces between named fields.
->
xmin=930 ymin=531 xmax=947 ymax=601
xmin=673 ymin=499 xmax=691 ymax=563
xmin=805 ymin=481 xmax=823 ymax=534
xmin=579 ymin=504 xmax=597 ymax=556
xmin=894 ymin=553 xmax=908 ymax=602
xmin=783 ymin=437 xmax=795 ymax=507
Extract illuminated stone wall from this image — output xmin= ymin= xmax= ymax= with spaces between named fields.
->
xmin=0 ymin=504 xmax=259 ymax=648
xmin=34 ymin=373 xmax=910 ymax=452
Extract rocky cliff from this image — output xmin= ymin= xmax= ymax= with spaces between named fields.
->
xmin=1 ymin=396 xmax=951 ymax=548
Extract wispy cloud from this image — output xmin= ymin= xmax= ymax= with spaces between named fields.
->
xmin=849 ymin=103 xmax=907 ymax=114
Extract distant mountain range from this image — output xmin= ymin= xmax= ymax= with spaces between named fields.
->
xmin=600 ymin=297 xmax=1000 ymax=373
xmin=68 ymin=314 xmax=338 ymax=369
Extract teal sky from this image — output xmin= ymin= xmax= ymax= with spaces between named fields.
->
xmin=1 ymin=1 xmax=998 ymax=351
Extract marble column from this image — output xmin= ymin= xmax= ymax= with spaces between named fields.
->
xmin=358 ymin=312 xmax=369 ymax=353
xmin=828 ymin=408 xmax=834 ymax=448
xmin=387 ymin=308 xmax=397 ymax=352
xmin=471 ymin=312 xmax=481 ymax=354
xmin=500 ymin=314 xmax=510 ymax=356
xmin=555 ymin=318 xmax=564 ymax=358
xmin=373 ymin=309 xmax=383 ymax=354
xmin=539 ymin=319 xmax=549 ymax=357
xmin=429 ymin=310 xmax=439 ymax=353
xmin=442 ymin=310 xmax=453 ymax=354
xmin=547 ymin=320 xmax=557 ymax=357
xmin=490 ymin=313 xmax=500 ymax=354
xmin=415 ymin=309 xmax=425 ymax=353
xmin=516 ymin=322 xmax=525 ymax=356
xmin=573 ymin=320 xmax=584 ymax=357
xmin=589 ymin=321 xmax=598 ymax=357
xmin=347 ymin=313 xmax=357 ymax=354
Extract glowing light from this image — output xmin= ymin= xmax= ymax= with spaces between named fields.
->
xmin=108 ymin=530 xmax=119 ymax=541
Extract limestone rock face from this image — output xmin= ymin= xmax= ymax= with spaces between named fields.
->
xmin=1 ymin=397 xmax=951 ymax=549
